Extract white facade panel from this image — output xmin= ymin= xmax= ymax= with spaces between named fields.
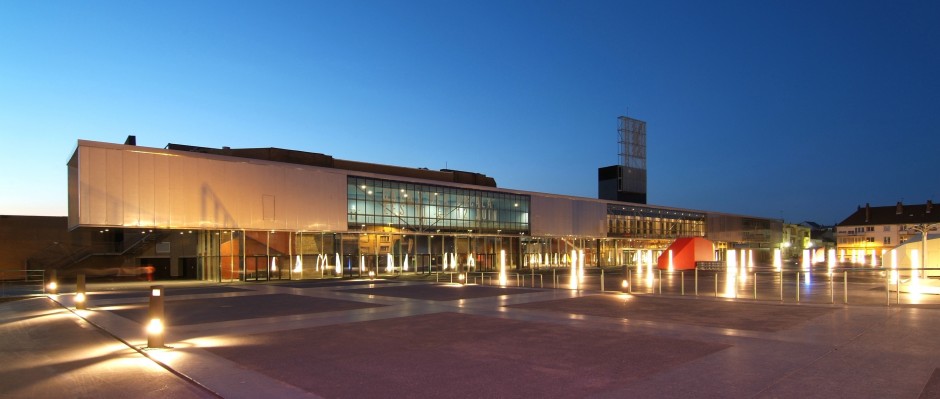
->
xmin=530 ymin=194 xmax=606 ymax=237
xmin=72 ymin=141 xmax=349 ymax=232
xmin=121 ymin=151 xmax=139 ymax=226
xmin=105 ymin=149 xmax=123 ymax=225
xmin=137 ymin=153 xmax=155 ymax=227
xmin=153 ymin=153 xmax=170 ymax=228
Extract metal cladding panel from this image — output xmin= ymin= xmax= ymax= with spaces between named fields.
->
xmin=121 ymin=151 xmax=139 ymax=226
xmin=137 ymin=153 xmax=155 ymax=226
xmin=105 ymin=149 xmax=123 ymax=225
xmin=85 ymin=146 xmax=107 ymax=225
xmin=152 ymin=153 xmax=170 ymax=227
xmin=530 ymin=194 xmax=607 ymax=237
xmin=72 ymin=141 xmax=349 ymax=231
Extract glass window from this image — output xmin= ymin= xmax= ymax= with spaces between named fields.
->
xmin=347 ymin=176 xmax=530 ymax=234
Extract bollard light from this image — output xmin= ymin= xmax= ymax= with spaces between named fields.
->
xmin=458 ymin=273 xmax=466 ymax=285
xmin=368 ymin=270 xmax=375 ymax=280
xmin=147 ymin=285 xmax=166 ymax=348
xmin=47 ymin=269 xmax=58 ymax=294
xmin=147 ymin=318 xmax=164 ymax=335
xmin=621 ymin=279 xmax=628 ymax=292
xmin=75 ymin=274 xmax=86 ymax=310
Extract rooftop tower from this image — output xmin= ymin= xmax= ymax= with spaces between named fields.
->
xmin=598 ymin=116 xmax=647 ymax=204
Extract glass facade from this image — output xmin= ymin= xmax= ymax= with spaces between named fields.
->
xmin=606 ymin=204 xmax=706 ymax=239
xmin=347 ymin=176 xmax=530 ymax=234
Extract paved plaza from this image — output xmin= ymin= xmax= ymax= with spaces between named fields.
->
xmin=2 ymin=278 xmax=940 ymax=398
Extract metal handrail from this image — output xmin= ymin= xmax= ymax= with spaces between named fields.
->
xmin=0 ymin=269 xmax=46 ymax=297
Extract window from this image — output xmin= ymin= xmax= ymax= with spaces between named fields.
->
xmin=884 ymin=226 xmax=891 ymax=232
xmin=866 ymin=226 xmax=874 ymax=232
xmin=866 ymin=237 xmax=875 ymax=243
xmin=347 ymin=176 xmax=530 ymax=234
xmin=884 ymin=237 xmax=891 ymax=245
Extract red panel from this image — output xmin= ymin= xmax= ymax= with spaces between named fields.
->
xmin=657 ymin=237 xmax=715 ymax=270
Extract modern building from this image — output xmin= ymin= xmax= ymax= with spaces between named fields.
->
xmin=61 ymin=137 xmax=781 ymax=282
xmin=836 ymin=201 xmax=940 ymax=266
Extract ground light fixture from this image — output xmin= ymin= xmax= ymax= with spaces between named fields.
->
xmin=47 ymin=269 xmax=57 ymax=294
xmin=147 ymin=285 xmax=166 ymax=348
xmin=75 ymin=273 xmax=86 ymax=310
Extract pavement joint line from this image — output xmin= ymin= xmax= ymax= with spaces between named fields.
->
xmin=46 ymin=294 xmax=225 ymax=399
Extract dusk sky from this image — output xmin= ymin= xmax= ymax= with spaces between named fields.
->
xmin=1 ymin=1 xmax=937 ymax=225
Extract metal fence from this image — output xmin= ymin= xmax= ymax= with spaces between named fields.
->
xmin=0 ymin=270 xmax=46 ymax=297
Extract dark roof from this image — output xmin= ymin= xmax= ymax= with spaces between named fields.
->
xmin=838 ymin=202 xmax=940 ymax=226
xmin=165 ymin=143 xmax=497 ymax=188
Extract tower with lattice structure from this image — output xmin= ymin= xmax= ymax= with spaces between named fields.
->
xmin=598 ymin=116 xmax=647 ymax=204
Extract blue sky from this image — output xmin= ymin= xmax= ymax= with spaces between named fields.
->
xmin=1 ymin=1 xmax=937 ymax=224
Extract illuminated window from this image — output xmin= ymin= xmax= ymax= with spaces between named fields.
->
xmin=346 ymin=176 xmax=529 ymax=234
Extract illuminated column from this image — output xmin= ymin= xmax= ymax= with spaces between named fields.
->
xmin=667 ymin=250 xmax=674 ymax=272
xmin=569 ymin=249 xmax=579 ymax=289
xmin=870 ymin=249 xmax=877 ymax=267
xmin=725 ymin=250 xmax=737 ymax=298
xmin=578 ymin=250 xmax=585 ymax=278
xmin=294 ymin=255 xmax=302 ymax=274
xmin=726 ymin=249 xmax=737 ymax=274
xmin=404 ymin=254 xmax=410 ymax=272
xmin=499 ymin=249 xmax=507 ymax=286
xmin=827 ymin=249 xmax=836 ymax=273
xmin=890 ymin=249 xmax=898 ymax=284
xmin=335 ymin=253 xmax=341 ymax=275
xmin=773 ymin=248 xmax=782 ymax=271
xmin=386 ymin=253 xmax=394 ymax=273
xmin=801 ymin=249 xmax=810 ymax=271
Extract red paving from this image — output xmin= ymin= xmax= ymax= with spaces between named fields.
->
xmin=507 ymin=294 xmax=836 ymax=332
xmin=10 ymin=280 xmax=940 ymax=398
xmin=204 ymin=312 xmax=729 ymax=398
xmin=341 ymin=284 xmax=540 ymax=301
xmin=107 ymin=293 xmax=385 ymax=325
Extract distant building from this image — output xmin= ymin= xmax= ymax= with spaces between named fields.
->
xmin=835 ymin=201 xmax=940 ymax=265
xmin=799 ymin=221 xmax=836 ymax=252
xmin=781 ymin=223 xmax=811 ymax=259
